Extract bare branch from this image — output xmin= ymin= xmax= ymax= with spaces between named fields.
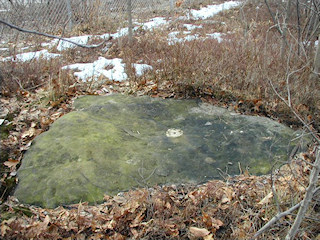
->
xmin=0 ymin=19 xmax=106 ymax=49
xmin=264 ymin=0 xmax=284 ymax=36
xmin=285 ymin=147 xmax=320 ymax=240
xmin=268 ymin=76 xmax=320 ymax=144
xmin=253 ymin=201 xmax=302 ymax=239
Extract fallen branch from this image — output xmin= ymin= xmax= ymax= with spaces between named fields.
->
xmin=253 ymin=201 xmax=302 ymax=239
xmin=0 ymin=19 xmax=106 ymax=49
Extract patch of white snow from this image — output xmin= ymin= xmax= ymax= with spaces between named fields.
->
xmin=3 ymin=49 xmax=61 ymax=62
xmin=206 ymin=32 xmax=224 ymax=42
xmin=133 ymin=63 xmax=153 ymax=76
xmin=183 ymin=24 xmax=203 ymax=31
xmin=54 ymin=35 xmax=92 ymax=51
xmin=191 ymin=1 xmax=241 ymax=20
xmin=63 ymin=57 xmax=152 ymax=82
xmin=168 ymin=33 xmax=200 ymax=45
xmin=138 ymin=17 xmax=167 ymax=30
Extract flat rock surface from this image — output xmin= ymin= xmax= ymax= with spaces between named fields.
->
xmin=14 ymin=94 xmax=304 ymax=207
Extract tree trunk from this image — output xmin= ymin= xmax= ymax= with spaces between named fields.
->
xmin=127 ymin=0 xmax=133 ymax=43
xmin=309 ymin=33 xmax=320 ymax=82
xmin=281 ymin=0 xmax=292 ymax=59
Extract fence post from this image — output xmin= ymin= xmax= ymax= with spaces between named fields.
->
xmin=66 ymin=0 xmax=73 ymax=32
xmin=127 ymin=0 xmax=133 ymax=43
xmin=170 ymin=0 xmax=174 ymax=12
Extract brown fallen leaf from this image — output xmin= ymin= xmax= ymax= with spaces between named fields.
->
xmin=21 ymin=127 xmax=36 ymax=139
xmin=0 ymin=218 xmax=16 ymax=237
xmin=3 ymin=159 xmax=20 ymax=170
xmin=204 ymin=234 xmax=214 ymax=240
xmin=190 ymin=226 xmax=210 ymax=238
xmin=258 ymin=192 xmax=273 ymax=205
xmin=211 ymin=218 xmax=224 ymax=229
xmin=176 ymin=0 xmax=185 ymax=7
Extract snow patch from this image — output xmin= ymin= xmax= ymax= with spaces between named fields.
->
xmin=3 ymin=49 xmax=61 ymax=62
xmin=137 ymin=17 xmax=168 ymax=30
xmin=53 ymin=35 xmax=92 ymax=51
xmin=191 ymin=1 xmax=241 ymax=20
xmin=206 ymin=32 xmax=224 ymax=42
xmin=62 ymin=57 xmax=152 ymax=82
xmin=183 ymin=24 xmax=203 ymax=31
xmin=168 ymin=32 xmax=200 ymax=45
xmin=101 ymin=17 xmax=168 ymax=40
xmin=133 ymin=63 xmax=153 ymax=76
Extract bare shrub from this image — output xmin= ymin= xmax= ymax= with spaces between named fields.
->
xmin=120 ymin=2 xmax=319 ymax=131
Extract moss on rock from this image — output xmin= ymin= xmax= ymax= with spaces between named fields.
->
xmin=14 ymin=94 xmax=307 ymax=208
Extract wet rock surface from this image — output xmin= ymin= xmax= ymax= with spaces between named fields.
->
xmin=14 ymin=94 xmax=305 ymax=207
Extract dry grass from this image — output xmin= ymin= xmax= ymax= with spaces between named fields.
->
xmin=117 ymin=1 xmax=320 ymax=131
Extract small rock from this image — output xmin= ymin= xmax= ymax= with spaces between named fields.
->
xmin=166 ymin=128 xmax=183 ymax=138
xmin=204 ymin=157 xmax=216 ymax=164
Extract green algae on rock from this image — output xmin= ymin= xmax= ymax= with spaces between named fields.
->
xmin=14 ymin=94 xmax=307 ymax=207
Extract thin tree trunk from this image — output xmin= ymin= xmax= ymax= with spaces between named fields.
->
xmin=296 ymin=0 xmax=301 ymax=55
xmin=66 ymin=0 xmax=73 ymax=32
xmin=281 ymin=0 xmax=292 ymax=59
xmin=309 ymin=33 xmax=320 ymax=82
xmin=127 ymin=0 xmax=133 ymax=44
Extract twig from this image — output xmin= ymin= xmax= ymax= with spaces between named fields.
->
xmin=264 ymin=0 xmax=283 ymax=36
xmin=268 ymin=78 xmax=320 ymax=144
xmin=270 ymin=169 xmax=281 ymax=213
xmin=252 ymin=201 xmax=302 ymax=239
xmin=285 ymin=147 xmax=320 ymax=240
xmin=0 ymin=19 xmax=106 ymax=49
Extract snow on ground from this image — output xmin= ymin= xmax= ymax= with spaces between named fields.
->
xmin=206 ymin=32 xmax=225 ymax=43
xmin=42 ymin=35 xmax=92 ymax=51
xmin=133 ymin=63 xmax=153 ymax=76
xmin=62 ymin=57 xmax=152 ymax=82
xmin=101 ymin=17 xmax=168 ymax=40
xmin=183 ymin=24 xmax=203 ymax=31
xmin=168 ymin=32 xmax=200 ymax=45
xmin=190 ymin=1 xmax=241 ymax=20
xmin=1 ymin=2 xmax=241 ymax=81
xmin=2 ymin=49 xmax=61 ymax=62
xmin=136 ymin=17 xmax=168 ymax=30
xmin=167 ymin=30 xmax=226 ymax=45
xmin=100 ymin=28 xmax=129 ymax=40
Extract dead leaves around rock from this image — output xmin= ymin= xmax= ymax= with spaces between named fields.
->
xmin=0 ymin=91 xmax=75 ymax=204
xmin=0 ymin=178 xmax=260 ymax=239
xmin=1 ymin=157 xmax=317 ymax=240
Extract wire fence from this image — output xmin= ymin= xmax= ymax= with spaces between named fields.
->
xmin=0 ymin=0 xmax=208 ymax=42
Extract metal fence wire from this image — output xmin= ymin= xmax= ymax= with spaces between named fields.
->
xmin=0 ymin=0 xmax=207 ymax=41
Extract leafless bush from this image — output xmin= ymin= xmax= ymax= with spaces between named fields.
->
xmin=118 ymin=0 xmax=319 ymax=132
